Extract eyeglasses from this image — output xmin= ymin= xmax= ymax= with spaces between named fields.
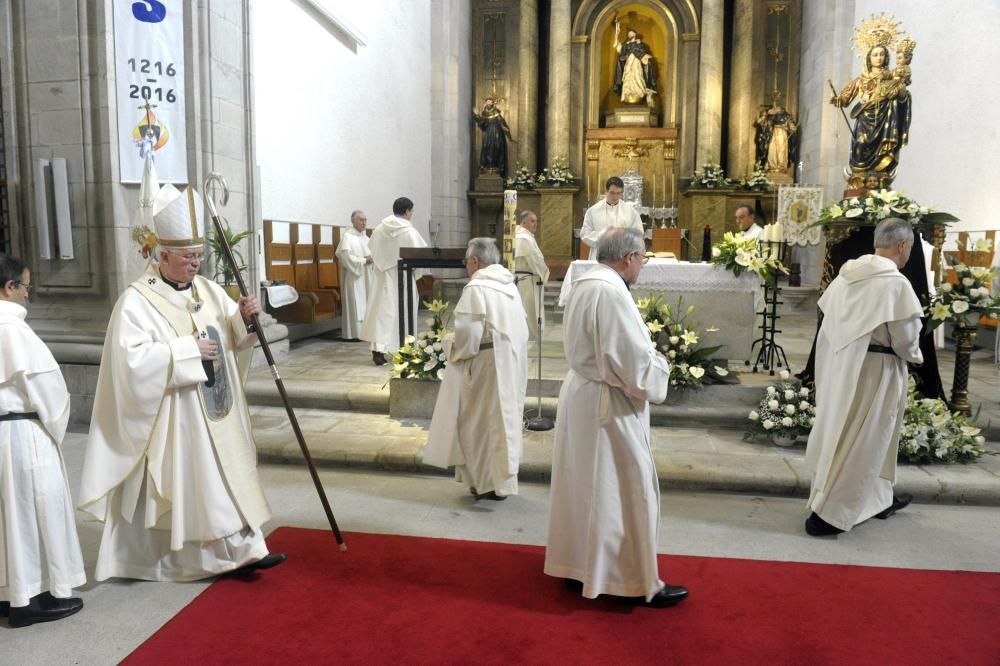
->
xmin=168 ymin=251 xmax=205 ymax=264
xmin=631 ymin=252 xmax=650 ymax=266
xmin=13 ymin=281 xmax=31 ymax=292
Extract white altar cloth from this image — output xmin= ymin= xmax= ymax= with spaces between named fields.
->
xmin=559 ymin=259 xmax=761 ymax=360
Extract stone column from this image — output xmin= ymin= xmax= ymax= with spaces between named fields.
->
xmin=727 ymin=0 xmax=754 ymax=178
xmin=546 ymin=0 xmax=571 ymax=166
xmin=696 ymin=0 xmax=725 ymax=168
xmin=517 ymin=0 xmax=539 ymax=171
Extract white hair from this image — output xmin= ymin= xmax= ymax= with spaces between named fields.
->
xmin=873 ymin=217 xmax=914 ymax=248
xmin=596 ymin=228 xmax=644 ymax=263
xmin=466 ymin=237 xmax=501 ymax=266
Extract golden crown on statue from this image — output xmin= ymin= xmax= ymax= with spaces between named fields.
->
xmin=852 ymin=12 xmax=905 ymax=56
xmin=896 ymin=36 xmax=917 ymax=56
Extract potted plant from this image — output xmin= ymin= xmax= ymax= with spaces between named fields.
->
xmin=208 ymin=221 xmax=254 ymax=300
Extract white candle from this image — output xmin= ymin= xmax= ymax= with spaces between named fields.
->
xmin=776 ymin=224 xmax=784 ymax=243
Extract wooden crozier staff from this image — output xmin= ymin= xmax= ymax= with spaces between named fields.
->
xmin=203 ymin=172 xmax=347 ymax=551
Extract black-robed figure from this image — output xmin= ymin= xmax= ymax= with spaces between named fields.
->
xmin=613 ymin=28 xmax=657 ymax=103
xmin=473 ymin=98 xmax=512 ymax=178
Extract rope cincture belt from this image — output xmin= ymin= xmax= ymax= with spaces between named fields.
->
xmin=0 ymin=412 xmax=40 ymax=422
xmin=867 ymin=344 xmax=897 ymax=356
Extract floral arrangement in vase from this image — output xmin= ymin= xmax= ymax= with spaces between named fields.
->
xmin=711 ymin=231 xmax=788 ymax=286
xmin=926 ymin=260 xmax=1000 ymax=330
xmin=505 ymin=161 xmax=536 ymax=191
xmin=745 ymin=371 xmax=815 ymax=445
xmin=636 ymin=294 xmax=727 ymax=391
xmin=536 ymin=156 xmax=576 ymax=186
xmin=390 ymin=300 xmax=451 ymax=381
xmin=689 ymin=163 xmax=729 ymax=189
xmin=817 ymin=189 xmax=957 ymax=227
xmin=898 ymin=379 xmax=991 ymax=464
xmin=737 ymin=162 xmax=773 ymax=192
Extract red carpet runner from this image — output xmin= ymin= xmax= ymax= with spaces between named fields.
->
xmin=126 ymin=528 xmax=1000 ymax=665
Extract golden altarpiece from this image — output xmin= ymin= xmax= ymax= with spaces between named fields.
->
xmin=468 ymin=0 xmax=802 ymax=275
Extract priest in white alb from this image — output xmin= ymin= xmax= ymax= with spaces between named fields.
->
xmin=360 ymin=196 xmax=428 ymax=365
xmin=1 ymin=254 xmax=86 ymax=627
xmin=580 ymin=176 xmax=644 ymax=249
xmin=336 ymin=209 xmax=373 ymax=340
xmin=804 ymin=217 xmax=923 ymax=537
xmin=544 ymin=228 xmax=688 ymax=608
xmin=79 ymin=183 xmax=286 ymax=581
xmin=425 ymin=238 xmax=529 ymax=500
xmin=514 ymin=210 xmax=549 ymax=341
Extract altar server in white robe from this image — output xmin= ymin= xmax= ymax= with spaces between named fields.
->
xmin=0 ymin=255 xmax=85 ymax=627
xmin=580 ymin=176 xmax=644 ymax=248
xmin=514 ymin=210 xmax=549 ymax=341
xmin=360 ymin=197 xmax=428 ymax=365
xmin=804 ymin=217 xmax=923 ymax=536
xmin=79 ymin=184 xmax=285 ymax=581
xmin=425 ymin=238 xmax=529 ymax=499
xmin=544 ymin=228 xmax=688 ymax=608
xmin=336 ymin=210 xmax=373 ymax=340
xmin=736 ymin=204 xmax=763 ymax=241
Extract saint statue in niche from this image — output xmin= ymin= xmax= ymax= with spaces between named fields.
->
xmin=473 ymin=98 xmax=513 ymax=177
xmin=753 ymin=95 xmax=799 ymax=174
xmin=613 ymin=20 xmax=658 ymax=106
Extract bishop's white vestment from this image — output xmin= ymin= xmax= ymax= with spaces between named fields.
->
xmin=580 ymin=199 xmax=644 ymax=248
xmin=336 ymin=227 xmax=373 ymax=339
xmin=805 ymin=254 xmax=923 ymax=532
xmin=79 ymin=264 xmax=274 ymax=581
xmin=514 ymin=225 xmax=549 ymax=341
xmin=360 ymin=215 xmax=428 ymax=353
xmin=0 ymin=301 xmax=86 ymax=607
xmin=544 ymin=264 xmax=671 ymax=601
xmin=424 ymin=263 xmax=529 ymax=496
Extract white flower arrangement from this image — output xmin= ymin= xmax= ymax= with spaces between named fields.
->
xmin=690 ymin=163 xmax=729 ymax=189
xmin=710 ymin=231 xmax=788 ymax=286
xmin=505 ymin=160 xmax=536 ymax=191
xmin=636 ymin=294 xmax=726 ymax=391
xmin=390 ymin=300 xmax=451 ymax=381
xmin=926 ymin=261 xmax=1000 ymax=330
xmin=738 ymin=162 xmax=772 ymax=192
xmin=536 ymin=156 xmax=576 ymax=187
xmin=898 ymin=379 xmax=992 ymax=464
xmin=745 ymin=371 xmax=815 ymax=442
xmin=817 ymin=189 xmax=957 ymax=227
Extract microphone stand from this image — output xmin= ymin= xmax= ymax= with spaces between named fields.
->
xmin=515 ymin=271 xmax=554 ymax=431
xmin=203 ymin=172 xmax=346 ymax=551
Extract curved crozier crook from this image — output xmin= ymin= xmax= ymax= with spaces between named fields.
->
xmin=203 ymin=172 xmax=230 ymax=217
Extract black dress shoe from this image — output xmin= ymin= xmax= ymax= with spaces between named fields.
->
xmin=232 ymin=553 xmax=288 ymax=576
xmin=874 ymin=493 xmax=913 ymax=520
xmin=646 ymin=584 xmax=689 ymax=608
xmin=563 ymin=578 xmax=584 ymax=591
xmin=0 ymin=600 xmax=9 ymax=617
xmin=473 ymin=490 xmax=507 ymax=501
xmin=372 ymin=351 xmax=387 ymax=366
xmin=9 ymin=593 xmax=84 ymax=628
xmin=805 ymin=512 xmax=844 ymax=537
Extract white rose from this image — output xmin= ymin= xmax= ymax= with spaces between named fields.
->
xmin=940 ymin=282 xmax=952 ymax=293
xmin=785 ymin=404 xmax=796 ymax=415
xmin=962 ymin=277 xmax=975 ymax=287
xmin=712 ymin=246 xmax=721 ymax=258
xmin=418 ymin=340 xmax=427 ymax=349
xmin=767 ymin=399 xmax=780 ymax=411
xmin=749 ymin=410 xmax=760 ymax=421
xmin=779 ymin=370 xmax=790 ymax=380
xmin=668 ymin=350 xmax=676 ymax=359
xmin=763 ymin=419 xmax=775 ymax=430
xmin=781 ymin=417 xmax=794 ymax=427
xmin=952 ymin=300 xmax=969 ymax=314
xmin=766 ymin=386 xmax=777 ymax=396
xmin=975 ymin=435 xmax=986 ymax=445
xmin=784 ymin=390 xmax=795 ymax=400
xmin=799 ymin=387 xmax=810 ymax=397
xmin=799 ymin=400 xmax=811 ymax=410
xmin=433 ymin=342 xmax=443 ymax=351
xmin=669 ymin=336 xmax=680 ymax=345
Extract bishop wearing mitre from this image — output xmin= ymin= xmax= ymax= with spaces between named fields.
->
xmin=79 ymin=183 xmax=285 ymax=581
xmin=336 ymin=210 xmax=373 ymax=340
xmin=514 ymin=210 xmax=549 ymax=341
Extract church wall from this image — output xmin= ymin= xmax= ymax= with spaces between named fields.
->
xmin=251 ymin=1 xmax=436 ymax=241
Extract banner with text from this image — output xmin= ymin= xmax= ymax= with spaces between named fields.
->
xmin=114 ymin=0 xmax=187 ymax=183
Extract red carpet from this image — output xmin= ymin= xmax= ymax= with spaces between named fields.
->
xmin=126 ymin=528 xmax=1000 ymax=665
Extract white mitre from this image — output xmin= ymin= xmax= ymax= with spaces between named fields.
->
xmin=153 ymin=183 xmax=206 ymax=249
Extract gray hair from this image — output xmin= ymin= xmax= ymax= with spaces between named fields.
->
xmin=350 ymin=210 xmax=364 ymax=223
xmin=873 ymin=217 xmax=914 ymax=248
xmin=518 ymin=210 xmax=536 ymax=224
xmin=596 ymin=228 xmax=645 ymax=263
xmin=466 ymin=237 xmax=501 ymax=266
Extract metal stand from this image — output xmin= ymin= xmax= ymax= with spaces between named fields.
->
xmin=525 ymin=274 xmax=553 ymax=431
xmin=749 ymin=240 xmax=789 ymax=375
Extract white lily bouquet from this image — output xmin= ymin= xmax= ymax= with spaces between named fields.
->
xmin=898 ymin=379 xmax=991 ymax=464
xmin=390 ymin=300 xmax=451 ymax=381
xmin=690 ymin=163 xmax=729 ymax=189
xmin=636 ymin=294 xmax=727 ymax=391
xmin=505 ymin=160 xmax=536 ymax=191
xmin=738 ymin=162 xmax=772 ymax=192
xmin=536 ymin=156 xmax=575 ymax=186
xmin=817 ymin=189 xmax=957 ymax=227
xmin=710 ymin=231 xmax=788 ymax=286
xmin=745 ymin=370 xmax=815 ymax=442
xmin=926 ymin=260 xmax=1000 ymax=330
